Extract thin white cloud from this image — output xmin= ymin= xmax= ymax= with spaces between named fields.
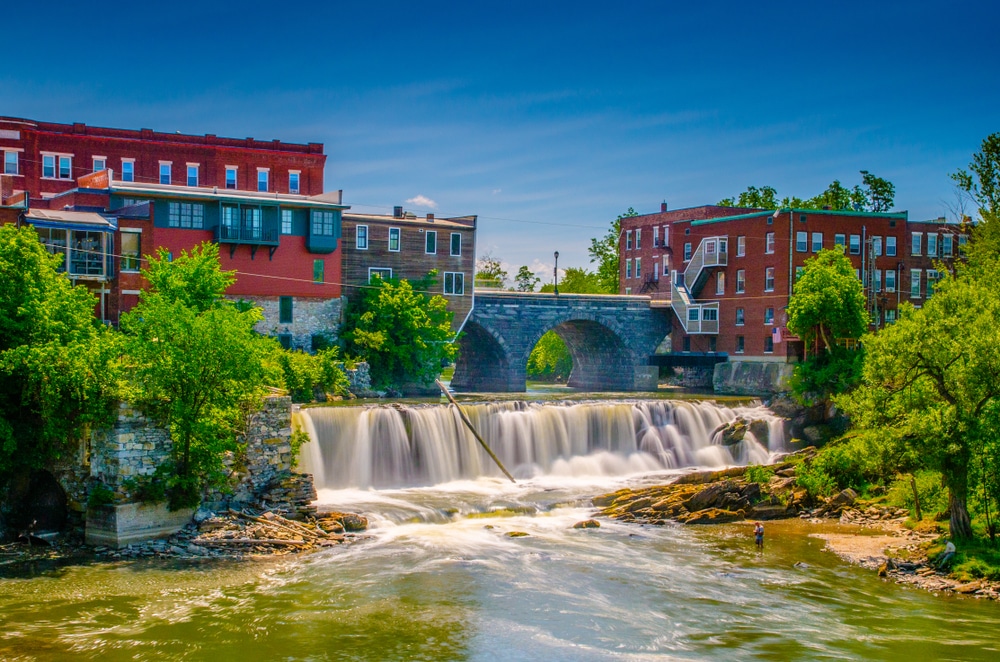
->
xmin=492 ymin=188 xmax=502 ymax=195
xmin=405 ymin=194 xmax=437 ymax=209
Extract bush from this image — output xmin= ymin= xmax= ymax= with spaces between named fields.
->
xmin=797 ymin=431 xmax=914 ymax=496
xmin=886 ymin=470 xmax=949 ymax=519
xmin=796 ymin=460 xmax=837 ymax=498
xmin=272 ymin=347 xmax=350 ymax=403
xmin=86 ymin=481 xmax=116 ymax=508
xmin=745 ymin=464 xmax=774 ymax=484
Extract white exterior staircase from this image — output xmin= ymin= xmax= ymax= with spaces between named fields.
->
xmin=670 ymin=236 xmax=727 ymax=334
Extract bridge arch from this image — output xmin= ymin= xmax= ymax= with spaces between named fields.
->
xmin=451 ymin=292 xmax=671 ymax=393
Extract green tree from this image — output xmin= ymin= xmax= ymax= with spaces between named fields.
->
xmin=527 ymin=331 xmax=572 ymax=381
xmin=121 ymin=243 xmax=270 ymax=508
xmin=475 ymin=252 xmax=508 ymax=289
xmin=344 ymin=278 xmax=456 ymax=390
xmin=589 ymin=207 xmax=636 ymax=293
xmin=786 ymin=248 xmax=868 ymax=410
xmin=952 ymin=132 xmax=1000 ymax=260
xmin=0 ymin=225 xmax=119 ymax=481
xmin=860 ymin=170 xmax=896 ymax=212
xmin=540 ymin=267 xmax=604 ymax=294
xmin=514 ymin=266 xmax=540 ymax=292
xmin=840 ymin=264 xmax=1000 ymax=541
xmin=717 ymin=185 xmax=779 ymax=208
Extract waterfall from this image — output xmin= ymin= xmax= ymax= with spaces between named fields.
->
xmin=299 ymin=400 xmax=786 ymax=490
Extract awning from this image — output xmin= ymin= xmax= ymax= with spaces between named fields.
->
xmin=24 ymin=209 xmax=116 ymax=233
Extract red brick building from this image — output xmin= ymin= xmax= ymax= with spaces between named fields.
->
xmin=620 ymin=204 xmax=967 ymax=362
xmin=1 ymin=117 xmax=345 ymax=350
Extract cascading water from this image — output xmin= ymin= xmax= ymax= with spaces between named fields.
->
xmin=299 ymin=400 xmax=785 ymax=490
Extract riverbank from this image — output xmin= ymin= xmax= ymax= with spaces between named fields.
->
xmin=592 ymin=462 xmax=1000 ymax=601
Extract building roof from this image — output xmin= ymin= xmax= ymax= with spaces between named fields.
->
xmin=109 ymin=181 xmax=349 ymax=209
xmin=342 ymin=212 xmax=476 ymax=229
xmin=24 ymin=208 xmax=116 ymax=231
xmin=688 ymin=207 xmax=908 ymax=227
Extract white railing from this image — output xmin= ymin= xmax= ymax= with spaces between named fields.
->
xmin=671 ymin=236 xmax=726 ymax=336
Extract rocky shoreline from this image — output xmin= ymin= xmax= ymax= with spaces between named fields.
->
xmin=593 ymin=459 xmax=1000 ymax=601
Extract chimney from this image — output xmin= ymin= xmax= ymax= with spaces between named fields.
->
xmin=426 ymin=213 xmax=434 ymax=222
xmin=661 ymin=201 xmax=668 ymax=213
xmin=393 ymin=205 xmax=403 ymax=218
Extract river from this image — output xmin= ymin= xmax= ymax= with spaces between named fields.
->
xmin=1 ymin=398 xmax=998 ymax=660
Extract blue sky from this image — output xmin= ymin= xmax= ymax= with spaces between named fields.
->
xmin=3 ymin=1 xmax=998 ymax=282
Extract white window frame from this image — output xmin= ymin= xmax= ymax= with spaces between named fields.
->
xmin=716 ymin=272 xmax=725 ymax=295
xmin=653 ymin=226 xmax=660 ymax=247
xmin=225 ymin=166 xmax=238 ymax=189
xmin=764 ymin=307 xmax=774 ymax=325
xmin=3 ymin=149 xmax=21 ymax=176
xmin=662 ymin=225 xmax=669 ymax=247
xmin=873 ymin=236 xmax=882 ymax=256
xmin=257 ymin=168 xmax=269 ymax=192
xmin=811 ymin=232 xmax=823 ymax=253
xmin=886 ymin=235 xmax=897 ymax=256
xmin=736 ymin=235 xmax=745 ymax=257
xmin=281 ymin=209 xmax=293 ymax=235
xmin=683 ymin=242 xmax=692 ymax=261
xmin=356 ymin=225 xmax=369 ymax=249
xmin=425 ymin=230 xmax=437 ymax=254
xmin=735 ymin=335 xmax=745 ymax=354
xmin=736 ymin=269 xmax=745 ymax=294
xmin=910 ymin=269 xmax=922 ymax=298
xmin=92 ymin=156 xmax=106 ymax=173
xmin=187 ymin=163 xmax=199 ymax=187
xmin=635 ymin=257 xmax=641 ymax=279
xmin=450 ymin=232 xmax=462 ymax=256
xmin=911 ymin=232 xmax=922 ymax=256
xmin=735 ymin=308 xmax=745 ymax=326
xmin=942 ymin=234 xmax=953 ymax=257
xmin=764 ymin=267 xmax=775 ymax=292
xmin=885 ymin=268 xmax=896 ymax=293
xmin=58 ymin=154 xmax=72 ymax=180
xmin=635 ymin=228 xmax=641 ymax=249
xmin=159 ymin=161 xmax=172 ymax=185
xmin=626 ymin=230 xmax=633 ymax=250
xmin=796 ymin=231 xmax=808 ymax=253
xmin=765 ymin=232 xmax=775 ymax=254
xmin=289 ymin=170 xmax=300 ymax=194
xmin=121 ymin=158 xmax=135 ymax=182
xmin=388 ymin=227 xmax=401 ymax=252
xmin=443 ymin=271 xmax=466 ymax=295
xmin=369 ymin=267 xmax=392 ymax=282
xmin=927 ymin=233 xmax=938 ymax=257
xmin=850 ymin=234 xmax=861 ymax=255
xmin=119 ymin=228 xmax=142 ymax=272
xmin=834 ymin=233 xmax=846 ymax=248
xmin=625 ymin=258 xmax=632 ymax=279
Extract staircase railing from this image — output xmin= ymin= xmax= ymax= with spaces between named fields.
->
xmin=670 ymin=236 xmax=727 ymax=335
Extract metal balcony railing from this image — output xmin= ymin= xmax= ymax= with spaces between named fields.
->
xmin=216 ymin=224 xmax=280 ymax=245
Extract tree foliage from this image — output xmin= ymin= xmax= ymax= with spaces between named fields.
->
xmin=0 ymin=225 xmax=119 ymax=481
xmin=344 ymin=277 xmax=456 ymax=390
xmin=717 ymin=172 xmax=895 ymax=212
xmin=121 ymin=244 xmax=270 ymax=508
xmin=513 ymin=266 xmax=540 ymax=292
xmin=475 ymin=252 xmax=508 ymax=288
xmin=589 ymin=208 xmax=636 ymax=293
xmin=787 ymin=248 xmax=869 ymax=354
xmin=527 ymin=331 xmax=572 ymax=381
xmin=540 ymin=267 xmax=604 ymax=294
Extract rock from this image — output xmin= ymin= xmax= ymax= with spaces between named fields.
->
xmin=193 ymin=508 xmax=215 ymax=523
xmin=573 ymin=519 xmax=601 ymax=529
xmin=718 ymin=418 xmax=748 ymax=446
xmin=506 ymin=531 xmax=529 ymax=538
xmin=830 ymin=488 xmax=858 ymax=507
xmin=678 ymin=508 xmax=745 ymax=525
xmin=592 ymin=489 xmax=633 ymax=508
xmin=748 ymin=419 xmax=771 ymax=446
xmin=878 ymin=562 xmax=889 ymax=577
xmin=801 ymin=426 xmax=827 ymax=444
xmin=672 ymin=466 xmax=747 ymax=485
xmin=954 ymin=581 xmax=982 ymax=594
xmin=321 ymin=512 xmax=368 ymax=532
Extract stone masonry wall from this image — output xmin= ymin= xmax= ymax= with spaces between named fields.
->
xmin=238 ymin=295 xmax=344 ymax=352
xmin=90 ymin=404 xmax=173 ymax=499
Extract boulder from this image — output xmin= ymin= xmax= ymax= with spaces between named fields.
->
xmin=829 ymin=488 xmax=858 ymax=507
xmin=718 ymin=418 xmax=748 ymax=446
xmin=320 ymin=512 xmax=368 ymax=532
xmin=506 ymin=531 xmax=529 ymax=538
xmin=683 ymin=481 xmax=755 ymax=513
xmin=748 ymin=419 xmax=771 ymax=446
xmin=678 ymin=508 xmax=746 ymax=525
xmin=572 ymin=519 xmax=601 ymax=529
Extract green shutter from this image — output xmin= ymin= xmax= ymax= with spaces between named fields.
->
xmin=313 ymin=259 xmax=324 ymax=283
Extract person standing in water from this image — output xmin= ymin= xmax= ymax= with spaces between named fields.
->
xmin=754 ymin=521 xmax=764 ymax=550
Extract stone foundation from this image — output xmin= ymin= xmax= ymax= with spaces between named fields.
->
xmin=714 ymin=360 xmax=794 ymax=395
xmin=238 ymin=295 xmax=344 ymax=351
xmin=85 ymin=502 xmax=195 ymax=548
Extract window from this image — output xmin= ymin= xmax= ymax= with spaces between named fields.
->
xmin=388 ymin=227 xmax=401 ymax=252
xmin=764 ymin=335 xmax=774 ymax=353
xmin=850 ymin=234 xmax=861 ymax=255
xmin=3 ymin=151 xmax=18 ymax=175
xmin=835 ymin=233 xmax=846 ymax=247
xmin=187 ymin=165 xmax=199 ymax=187
xmin=159 ymin=162 xmax=171 ymax=185
xmin=736 ymin=269 xmax=745 ymax=293
xmin=799 ymin=214 xmax=808 ymax=223
xmin=626 ymin=230 xmax=633 ymax=250
xmin=927 ymin=233 xmax=938 ymax=257
xmin=653 ymin=226 xmax=660 ymax=247
xmin=765 ymin=232 xmax=775 ymax=254
xmin=911 ymin=232 xmax=922 ymax=256
xmin=121 ymin=160 xmax=134 ymax=182
xmin=662 ymin=225 xmax=669 ymax=247
xmin=444 ymin=272 xmax=465 ymax=295
xmin=42 ymin=154 xmax=55 ymax=178
xmin=167 ymin=202 xmax=205 ymax=228
xmin=277 ymin=333 xmax=293 ymax=350
xmin=737 ymin=235 xmax=746 ymax=257
xmin=796 ymin=231 xmax=808 ymax=252
xmin=812 ymin=232 xmax=823 ymax=252
xmin=885 ymin=269 xmax=896 ymax=292
xmin=875 ymin=269 xmax=882 ymax=292
xmin=355 ymin=225 xmax=368 ymax=249
xmin=873 ymin=236 xmax=882 ymax=256
xmin=764 ymin=307 xmax=774 ymax=325
xmin=451 ymin=233 xmax=462 ymax=256
xmin=59 ymin=156 xmax=71 ymax=179
xmin=764 ymin=267 xmax=775 ymax=292
xmin=279 ymin=296 xmax=293 ymax=324
xmin=736 ymin=335 xmax=745 ymax=354
xmin=795 ymin=266 xmax=804 ymax=281
xmin=886 ymin=236 xmax=897 ymax=256
xmin=683 ymin=337 xmax=691 ymax=352
xmin=257 ymin=169 xmax=269 ymax=192
xmin=702 ymin=307 xmax=717 ymax=322
xmin=684 ymin=242 xmax=692 ymax=261
xmin=92 ymin=157 xmax=105 ymax=173
xmin=242 ymin=208 xmax=262 ymax=239
xmin=662 ymin=257 xmax=669 ymax=276
xmin=313 ymin=259 xmax=324 ymax=284
xmin=688 ymin=308 xmax=699 ymax=322
xmin=120 ymin=231 xmax=141 ymax=272
xmin=635 ymin=229 xmax=641 ymax=249
xmin=735 ymin=308 xmax=745 ymax=326
xmin=425 ymin=230 xmax=437 ymax=254
xmin=959 ymin=234 xmax=969 ymax=256
xmin=885 ymin=309 xmax=897 ymax=324
xmin=625 ymin=259 xmax=632 ymax=279
xmin=709 ymin=336 xmax=717 ymax=352
xmin=281 ymin=209 xmax=293 ymax=235
xmin=635 ymin=257 xmax=642 ymax=279
xmin=716 ymin=272 xmax=725 ymax=295
xmin=942 ymin=234 xmax=953 ymax=257
xmin=910 ymin=269 xmax=921 ymax=298
xmin=289 ymin=171 xmax=300 ymax=194
xmin=226 ymin=167 xmax=237 ymax=189
xmin=927 ymin=269 xmax=939 ymax=297
xmin=369 ymin=267 xmax=392 ymax=282
xmin=312 ymin=211 xmax=337 ymax=236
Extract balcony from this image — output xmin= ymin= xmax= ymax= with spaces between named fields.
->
xmin=215 ymin=223 xmax=280 ymax=259
xmin=670 ymin=235 xmax=726 ymax=335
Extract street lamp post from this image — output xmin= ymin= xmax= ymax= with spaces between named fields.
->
xmin=553 ymin=251 xmax=559 ymax=295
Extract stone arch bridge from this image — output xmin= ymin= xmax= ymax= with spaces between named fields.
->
xmin=451 ymin=291 xmax=672 ymax=392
